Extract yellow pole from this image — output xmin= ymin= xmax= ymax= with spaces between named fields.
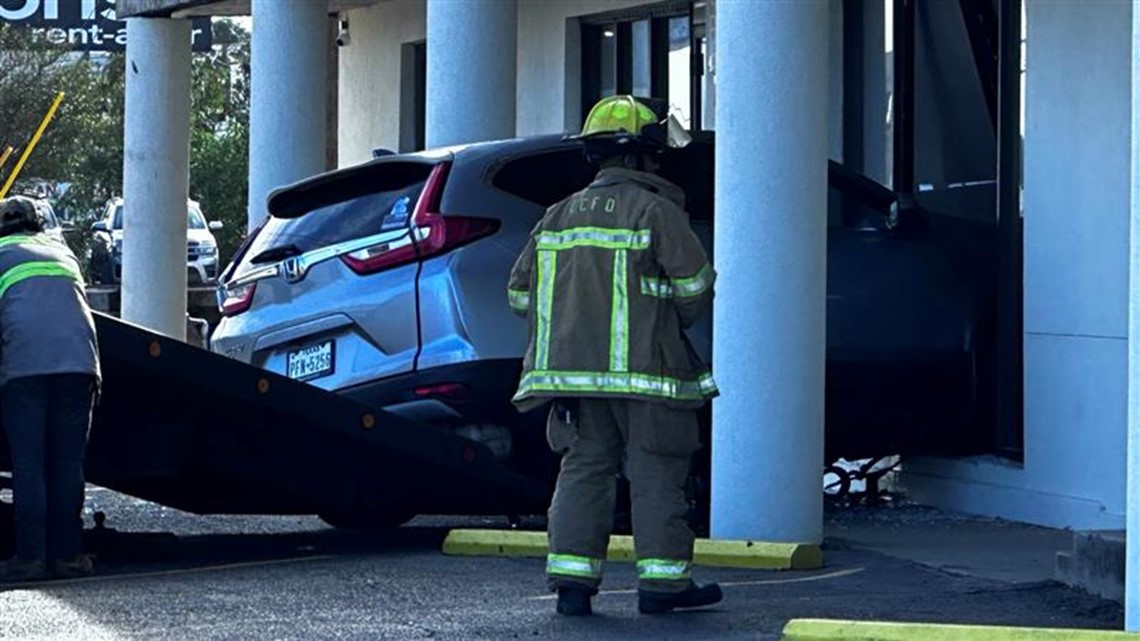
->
xmin=0 ymin=147 xmax=13 ymax=174
xmin=0 ymin=91 xmax=65 ymax=199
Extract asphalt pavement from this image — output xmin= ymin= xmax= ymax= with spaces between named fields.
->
xmin=0 ymin=488 xmax=1125 ymax=640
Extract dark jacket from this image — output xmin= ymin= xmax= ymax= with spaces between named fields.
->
xmin=0 ymin=233 xmax=99 ymax=386
xmin=508 ymin=167 xmax=717 ymax=412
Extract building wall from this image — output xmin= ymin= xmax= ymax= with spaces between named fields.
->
xmin=338 ymin=0 xmax=425 ymax=167
xmin=902 ymin=0 xmax=1132 ymax=531
xmin=339 ymin=0 xmax=654 ymax=164
xmin=341 ymin=0 xmax=845 ymax=162
xmin=515 ymin=0 xmax=653 ymax=137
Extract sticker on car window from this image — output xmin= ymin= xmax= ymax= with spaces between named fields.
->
xmin=382 ymin=196 xmax=411 ymax=231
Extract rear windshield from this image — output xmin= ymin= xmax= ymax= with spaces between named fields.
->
xmin=238 ymin=168 xmax=430 ymax=272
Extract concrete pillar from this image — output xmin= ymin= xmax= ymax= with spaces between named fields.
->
xmin=1023 ymin=0 xmax=1130 ymax=526
xmin=121 ymin=19 xmax=191 ymax=340
xmin=710 ymin=1 xmax=830 ymax=543
xmin=425 ymin=0 xmax=516 ymax=148
xmin=248 ymin=0 xmax=327 ymax=231
xmin=1126 ymin=3 xmax=1140 ymax=628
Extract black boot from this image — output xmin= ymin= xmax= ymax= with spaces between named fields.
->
xmin=556 ymin=585 xmax=594 ymax=616
xmin=638 ymin=582 xmax=723 ymax=614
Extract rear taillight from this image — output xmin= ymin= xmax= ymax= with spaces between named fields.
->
xmin=219 ymin=281 xmax=257 ymax=317
xmin=413 ymin=382 xmax=469 ymax=400
xmin=340 ymin=162 xmax=500 ymax=276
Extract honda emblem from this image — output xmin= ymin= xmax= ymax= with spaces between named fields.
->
xmin=280 ymin=257 xmax=305 ymax=283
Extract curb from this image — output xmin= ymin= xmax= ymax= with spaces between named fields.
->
xmin=781 ymin=620 xmax=1140 ymax=640
xmin=441 ymin=529 xmax=822 ymax=570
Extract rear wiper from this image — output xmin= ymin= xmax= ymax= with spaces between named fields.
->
xmin=250 ymin=244 xmax=302 ymax=264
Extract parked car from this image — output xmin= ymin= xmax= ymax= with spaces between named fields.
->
xmin=33 ymin=197 xmax=65 ymax=244
xmin=8 ymin=193 xmax=66 ymax=244
xmin=211 ymin=133 xmax=998 ymax=523
xmin=88 ymin=198 xmax=224 ymax=286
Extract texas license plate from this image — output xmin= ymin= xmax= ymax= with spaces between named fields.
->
xmin=286 ymin=340 xmax=335 ymax=382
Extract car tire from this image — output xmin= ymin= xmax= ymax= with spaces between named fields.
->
xmin=318 ymin=508 xmax=416 ymax=531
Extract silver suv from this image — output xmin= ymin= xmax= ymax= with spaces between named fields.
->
xmin=211 ymin=133 xmax=997 ymax=500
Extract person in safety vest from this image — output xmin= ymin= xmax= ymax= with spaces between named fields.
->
xmin=508 ymin=95 xmax=721 ymax=616
xmin=0 ymin=196 xmax=100 ymax=582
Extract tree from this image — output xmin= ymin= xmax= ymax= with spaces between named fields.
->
xmin=53 ymin=53 xmax=126 ymax=222
xmin=0 ymin=19 xmax=252 ymax=269
xmin=0 ymin=27 xmax=122 ymax=216
xmin=189 ymin=19 xmax=250 ymax=265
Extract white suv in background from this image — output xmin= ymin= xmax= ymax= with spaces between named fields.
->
xmin=88 ymin=198 xmax=224 ymax=286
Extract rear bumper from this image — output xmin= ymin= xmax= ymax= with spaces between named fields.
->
xmin=338 ymin=359 xmax=558 ymax=484
xmin=338 ymin=359 xmax=529 ymax=425
xmin=109 ymin=256 xmax=218 ymax=284
xmin=188 ymin=256 xmax=219 ymax=284
xmin=336 ymin=350 xmax=982 ymax=461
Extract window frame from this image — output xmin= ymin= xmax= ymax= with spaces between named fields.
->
xmin=579 ymin=1 xmax=706 ymax=132
xmin=399 ymin=40 xmax=427 ymax=153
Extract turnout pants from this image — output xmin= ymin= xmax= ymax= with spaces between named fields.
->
xmin=545 ymin=398 xmax=700 ymax=594
xmin=2 ymin=374 xmax=96 ymax=563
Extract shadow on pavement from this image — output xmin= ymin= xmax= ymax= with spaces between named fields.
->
xmin=0 ymin=517 xmax=452 ymax=591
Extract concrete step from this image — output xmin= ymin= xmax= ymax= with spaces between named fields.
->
xmin=1055 ymin=529 xmax=1125 ymax=602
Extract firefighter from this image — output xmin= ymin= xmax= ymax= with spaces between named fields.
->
xmin=0 ymin=196 xmax=99 ymax=582
xmin=508 ymin=95 xmax=721 ymax=616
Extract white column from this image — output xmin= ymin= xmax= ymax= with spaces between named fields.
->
xmin=248 ymin=0 xmax=327 ymax=231
xmin=121 ymin=19 xmax=191 ymax=340
xmin=1022 ymin=0 xmax=1130 ymax=529
xmin=425 ymin=0 xmax=516 ymax=148
xmin=710 ymin=1 xmax=830 ymax=543
xmin=1126 ymin=2 xmax=1140 ymax=628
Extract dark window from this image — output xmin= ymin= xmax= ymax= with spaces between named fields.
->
xmin=580 ymin=2 xmax=706 ymax=131
xmin=492 ymin=140 xmax=717 ymax=223
xmin=655 ymin=138 xmax=713 ymax=221
xmin=400 ymin=41 xmax=426 ymax=153
xmin=238 ymin=164 xmax=432 ymax=274
xmin=600 ymin=24 xmax=617 ymax=97
xmin=492 ymin=150 xmax=596 ymax=208
xmin=631 ymin=19 xmax=652 ymax=97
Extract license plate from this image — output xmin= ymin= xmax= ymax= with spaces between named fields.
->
xmin=286 ymin=340 xmax=335 ymax=382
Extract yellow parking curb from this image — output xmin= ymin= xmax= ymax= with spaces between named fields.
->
xmin=441 ymin=529 xmax=822 ymax=570
xmin=781 ymin=620 xmax=1140 ymax=640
